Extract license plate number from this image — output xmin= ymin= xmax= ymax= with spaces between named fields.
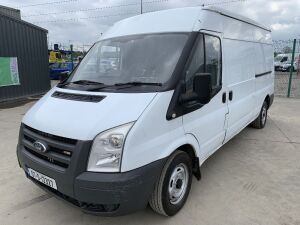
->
xmin=27 ymin=168 xmax=57 ymax=190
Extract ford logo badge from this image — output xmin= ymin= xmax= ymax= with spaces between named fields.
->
xmin=33 ymin=141 xmax=48 ymax=153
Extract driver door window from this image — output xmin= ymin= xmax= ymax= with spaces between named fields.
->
xmin=205 ymin=35 xmax=222 ymax=91
xmin=184 ymin=34 xmax=205 ymax=94
xmin=184 ymin=33 xmax=222 ymax=99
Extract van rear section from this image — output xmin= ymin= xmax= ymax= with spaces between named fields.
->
xmin=17 ymin=6 xmax=274 ymax=216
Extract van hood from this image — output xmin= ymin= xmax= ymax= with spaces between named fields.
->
xmin=274 ymin=61 xmax=281 ymax=66
xmin=23 ymin=88 xmax=157 ymax=140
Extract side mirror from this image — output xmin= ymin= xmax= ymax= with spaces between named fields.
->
xmin=179 ymin=73 xmax=212 ymax=105
xmin=59 ymin=71 xmax=70 ymax=82
xmin=193 ymin=73 xmax=212 ymax=104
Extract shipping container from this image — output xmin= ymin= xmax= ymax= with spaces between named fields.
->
xmin=0 ymin=7 xmax=50 ymax=102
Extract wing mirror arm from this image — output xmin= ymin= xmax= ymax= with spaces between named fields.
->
xmin=59 ymin=71 xmax=70 ymax=83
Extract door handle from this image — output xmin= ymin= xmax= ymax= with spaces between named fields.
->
xmin=222 ymin=92 xmax=226 ymax=103
xmin=229 ymin=91 xmax=233 ymax=101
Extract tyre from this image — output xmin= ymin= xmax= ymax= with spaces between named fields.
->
xmin=287 ymin=67 xmax=296 ymax=72
xmin=149 ymin=151 xmax=192 ymax=216
xmin=251 ymin=100 xmax=268 ymax=129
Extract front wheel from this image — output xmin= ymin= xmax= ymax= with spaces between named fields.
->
xmin=149 ymin=151 xmax=192 ymax=216
xmin=251 ymin=101 xmax=268 ymax=129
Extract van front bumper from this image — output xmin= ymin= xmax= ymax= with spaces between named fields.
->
xmin=24 ymin=158 xmax=165 ymax=216
xmin=73 ymin=159 xmax=166 ymax=215
xmin=16 ymin=125 xmax=166 ymax=216
xmin=18 ymin=145 xmax=165 ymax=216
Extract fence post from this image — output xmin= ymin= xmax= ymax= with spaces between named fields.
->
xmin=287 ymin=39 xmax=297 ymax=97
xmin=70 ymin=44 xmax=74 ymax=71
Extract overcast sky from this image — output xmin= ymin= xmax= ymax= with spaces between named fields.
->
xmin=1 ymin=0 xmax=300 ymax=50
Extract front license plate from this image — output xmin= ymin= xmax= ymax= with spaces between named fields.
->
xmin=27 ymin=168 xmax=57 ymax=190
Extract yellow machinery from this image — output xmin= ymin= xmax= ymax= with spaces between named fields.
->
xmin=49 ymin=51 xmax=65 ymax=64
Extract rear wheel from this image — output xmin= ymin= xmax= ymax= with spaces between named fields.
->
xmin=149 ymin=151 xmax=192 ymax=216
xmin=251 ymin=101 xmax=268 ymax=129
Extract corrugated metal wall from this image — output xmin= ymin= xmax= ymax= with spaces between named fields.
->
xmin=0 ymin=12 xmax=50 ymax=102
xmin=0 ymin=5 xmax=21 ymax=20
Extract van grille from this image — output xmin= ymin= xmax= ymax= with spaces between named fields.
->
xmin=51 ymin=91 xmax=105 ymax=103
xmin=24 ymin=125 xmax=77 ymax=145
xmin=22 ymin=125 xmax=77 ymax=170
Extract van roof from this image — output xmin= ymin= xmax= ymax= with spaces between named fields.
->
xmin=203 ymin=6 xmax=271 ymax=32
xmin=100 ymin=6 xmax=271 ymax=43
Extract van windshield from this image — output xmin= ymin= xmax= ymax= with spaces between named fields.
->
xmin=68 ymin=33 xmax=188 ymax=87
xmin=274 ymin=56 xmax=283 ymax=62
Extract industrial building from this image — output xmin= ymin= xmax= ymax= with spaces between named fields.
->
xmin=0 ymin=5 xmax=50 ymax=102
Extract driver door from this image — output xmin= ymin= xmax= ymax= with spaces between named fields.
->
xmin=182 ymin=33 xmax=228 ymax=162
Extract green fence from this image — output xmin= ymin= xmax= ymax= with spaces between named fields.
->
xmin=273 ymin=39 xmax=300 ymax=98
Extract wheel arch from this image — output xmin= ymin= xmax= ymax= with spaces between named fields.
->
xmin=177 ymin=143 xmax=201 ymax=180
xmin=164 ymin=133 xmax=201 ymax=180
xmin=264 ymin=94 xmax=271 ymax=109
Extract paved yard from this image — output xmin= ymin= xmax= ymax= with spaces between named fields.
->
xmin=0 ymin=97 xmax=300 ymax=225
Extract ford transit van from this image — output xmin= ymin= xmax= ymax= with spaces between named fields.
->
xmin=17 ymin=6 xmax=274 ymax=216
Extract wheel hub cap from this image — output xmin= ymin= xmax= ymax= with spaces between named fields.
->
xmin=168 ymin=163 xmax=189 ymax=205
xmin=261 ymin=106 xmax=267 ymax=125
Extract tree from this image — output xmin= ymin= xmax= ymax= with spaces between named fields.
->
xmin=283 ymin=46 xmax=292 ymax=53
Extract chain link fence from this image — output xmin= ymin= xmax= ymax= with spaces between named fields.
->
xmin=273 ymin=39 xmax=300 ymax=98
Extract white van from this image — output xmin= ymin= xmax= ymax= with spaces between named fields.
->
xmin=274 ymin=53 xmax=299 ymax=71
xmin=17 ymin=6 xmax=274 ymax=216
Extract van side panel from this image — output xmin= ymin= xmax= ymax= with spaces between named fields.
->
xmin=223 ymin=38 xmax=256 ymax=142
xmin=254 ymin=44 xmax=274 ymax=115
xmin=221 ymin=15 xmax=273 ymax=143
xmin=222 ymin=19 xmax=254 ymax=42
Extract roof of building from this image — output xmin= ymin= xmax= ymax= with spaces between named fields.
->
xmin=0 ymin=5 xmax=20 ymax=13
xmin=0 ymin=6 xmax=47 ymax=33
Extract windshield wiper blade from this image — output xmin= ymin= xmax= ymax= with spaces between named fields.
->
xmin=114 ymin=82 xmax=163 ymax=87
xmin=57 ymin=79 xmax=105 ymax=88
xmin=84 ymin=81 xmax=163 ymax=91
xmin=58 ymin=80 xmax=105 ymax=88
xmin=72 ymin=80 xmax=105 ymax=85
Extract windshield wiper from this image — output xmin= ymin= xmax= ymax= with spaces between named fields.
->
xmin=71 ymin=80 xmax=105 ymax=85
xmin=69 ymin=81 xmax=163 ymax=91
xmin=57 ymin=79 xmax=105 ymax=88
xmin=58 ymin=78 xmax=163 ymax=90
xmin=114 ymin=81 xmax=163 ymax=87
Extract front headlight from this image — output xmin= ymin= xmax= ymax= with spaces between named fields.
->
xmin=87 ymin=122 xmax=134 ymax=172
